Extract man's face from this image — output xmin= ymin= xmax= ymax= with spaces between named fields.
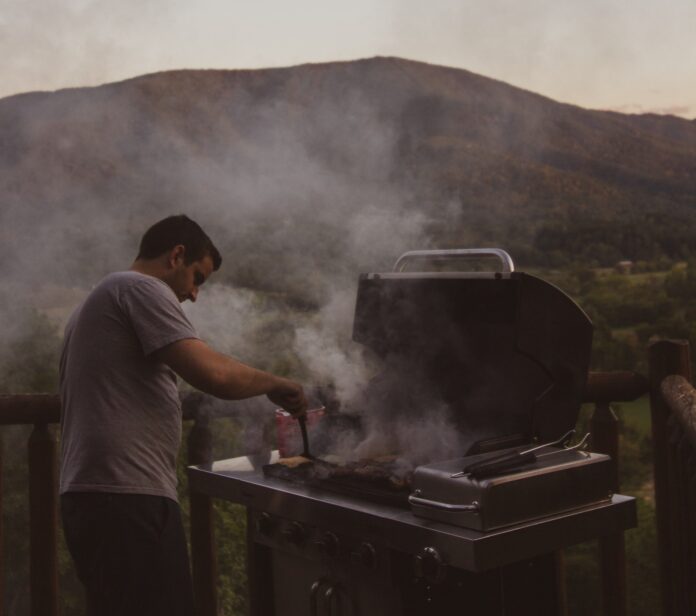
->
xmin=168 ymin=252 xmax=215 ymax=303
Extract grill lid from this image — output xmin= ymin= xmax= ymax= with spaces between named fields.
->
xmin=351 ymin=249 xmax=593 ymax=448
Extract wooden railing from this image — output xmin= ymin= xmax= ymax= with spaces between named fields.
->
xmin=0 ymin=364 xmax=682 ymax=616
xmin=0 ymin=394 xmax=61 ymax=616
xmin=0 ymin=392 xmax=223 ymax=616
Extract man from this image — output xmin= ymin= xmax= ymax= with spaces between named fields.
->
xmin=59 ymin=215 xmax=307 ymax=615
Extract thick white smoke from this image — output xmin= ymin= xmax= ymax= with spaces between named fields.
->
xmin=0 ymin=62 xmax=476 ymax=467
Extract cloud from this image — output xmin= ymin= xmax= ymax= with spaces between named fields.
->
xmin=0 ymin=0 xmax=179 ymax=95
xmin=1 ymin=0 xmax=695 ymax=119
xmin=602 ymin=103 xmax=695 ymax=118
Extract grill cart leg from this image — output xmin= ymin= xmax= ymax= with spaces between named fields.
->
xmin=247 ymin=509 xmax=276 ymax=616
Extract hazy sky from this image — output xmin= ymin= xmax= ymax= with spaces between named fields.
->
xmin=2 ymin=0 xmax=695 ymax=118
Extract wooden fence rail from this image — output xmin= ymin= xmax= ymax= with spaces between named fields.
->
xmin=0 ymin=372 xmax=654 ymax=616
xmin=0 ymin=393 xmax=222 ymax=616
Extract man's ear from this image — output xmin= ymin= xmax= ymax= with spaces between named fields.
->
xmin=167 ymin=244 xmax=186 ymax=268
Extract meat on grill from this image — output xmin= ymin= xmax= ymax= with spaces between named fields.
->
xmin=266 ymin=455 xmax=413 ymax=492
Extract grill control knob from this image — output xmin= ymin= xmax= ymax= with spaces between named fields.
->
xmin=255 ymin=512 xmax=273 ymax=536
xmin=352 ymin=542 xmax=378 ymax=570
xmin=315 ymin=531 xmax=341 ymax=558
xmin=414 ymin=547 xmax=446 ymax=583
xmin=282 ymin=522 xmax=307 ymax=546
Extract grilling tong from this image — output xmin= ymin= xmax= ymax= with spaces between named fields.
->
xmin=297 ymin=414 xmax=315 ymax=460
xmin=450 ymin=430 xmax=590 ymax=479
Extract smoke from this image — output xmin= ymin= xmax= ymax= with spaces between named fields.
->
xmin=183 ymin=284 xmax=305 ymax=370
xmin=292 ymin=289 xmax=371 ymax=403
xmin=0 ymin=62 xmax=481 ymax=470
xmin=353 ymin=405 xmax=464 ymax=468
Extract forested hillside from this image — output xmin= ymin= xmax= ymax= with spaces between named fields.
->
xmin=1 ymin=57 xmax=695 ymax=297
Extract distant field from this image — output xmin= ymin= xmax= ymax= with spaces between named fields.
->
xmin=616 ymin=395 xmax=651 ymax=434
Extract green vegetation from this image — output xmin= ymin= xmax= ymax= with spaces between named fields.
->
xmin=3 ymin=260 xmax=695 ymax=614
xmin=531 ymin=216 xmax=696 ymax=269
xmin=536 ymin=259 xmax=696 ymax=374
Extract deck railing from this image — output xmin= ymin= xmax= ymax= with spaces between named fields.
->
xmin=0 ymin=392 xmax=225 ymax=616
xmin=0 ymin=394 xmax=61 ymax=616
xmin=0 ymin=359 xmax=685 ymax=616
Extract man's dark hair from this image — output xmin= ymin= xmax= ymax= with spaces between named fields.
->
xmin=137 ymin=215 xmax=222 ymax=270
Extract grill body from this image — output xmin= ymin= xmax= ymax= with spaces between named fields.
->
xmin=189 ymin=456 xmax=635 ymax=615
xmin=188 ymin=250 xmax=636 ymax=615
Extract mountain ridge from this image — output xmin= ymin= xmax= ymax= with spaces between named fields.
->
xmin=1 ymin=56 xmax=695 ymax=293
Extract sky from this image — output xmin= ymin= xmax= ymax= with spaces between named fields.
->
xmin=1 ymin=0 xmax=695 ymax=118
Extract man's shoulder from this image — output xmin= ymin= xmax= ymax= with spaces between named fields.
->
xmin=76 ymin=272 xmax=175 ymax=319
xmin=95 ymin=271 xmax=171 ymax=297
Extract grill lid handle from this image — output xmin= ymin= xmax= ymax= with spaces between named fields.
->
xmin=393 ymin=248 xmax=515 ymax=273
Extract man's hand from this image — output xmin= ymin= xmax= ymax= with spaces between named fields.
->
xmin=268 ymin=377 xmax=308 ymax=417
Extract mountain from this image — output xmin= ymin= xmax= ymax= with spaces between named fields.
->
xmin=1 ymin=57 xmax=695 ymax=294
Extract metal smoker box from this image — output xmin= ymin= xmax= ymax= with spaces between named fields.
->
xmin=409 ymin=446 xmax=613 ymax=531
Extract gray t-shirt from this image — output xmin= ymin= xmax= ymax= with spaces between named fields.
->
xmin=59 ymin=271 xmax=199 ymax=502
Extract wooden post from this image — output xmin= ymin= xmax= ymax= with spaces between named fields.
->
xmin=0 ymin=430 xmax=4 ymax=616
xmin=649 ymin=339 xmax=691 ymax=616
xmin=591 ymin=402 xmax=620 ymax=491
xmin=28 ymin=423 xmax=58 ymax=616
xmin=661 ymin=376 xmax=696 ymax=612
xmin=674 ymin=434 xmax=693 ymax=615
xmin=687 ymin=452 xmax=696 ymax=613
xmin=188 ymin=413 xmax=218 ymax=616
xmin=591 ymin=402 xmax=626 ymax=616
xmin=666 ymin=420 xmax=688 ymax=614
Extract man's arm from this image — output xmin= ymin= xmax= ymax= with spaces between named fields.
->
xmin=155 ymin=338 xmax=307 ymax=415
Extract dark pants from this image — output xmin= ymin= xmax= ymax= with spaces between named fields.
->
xmin=61 ymin=492 xmax=196 ymax=616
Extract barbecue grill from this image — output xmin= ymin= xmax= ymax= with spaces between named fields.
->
xmin=188 ymin=249 xmax=637 ymax=615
